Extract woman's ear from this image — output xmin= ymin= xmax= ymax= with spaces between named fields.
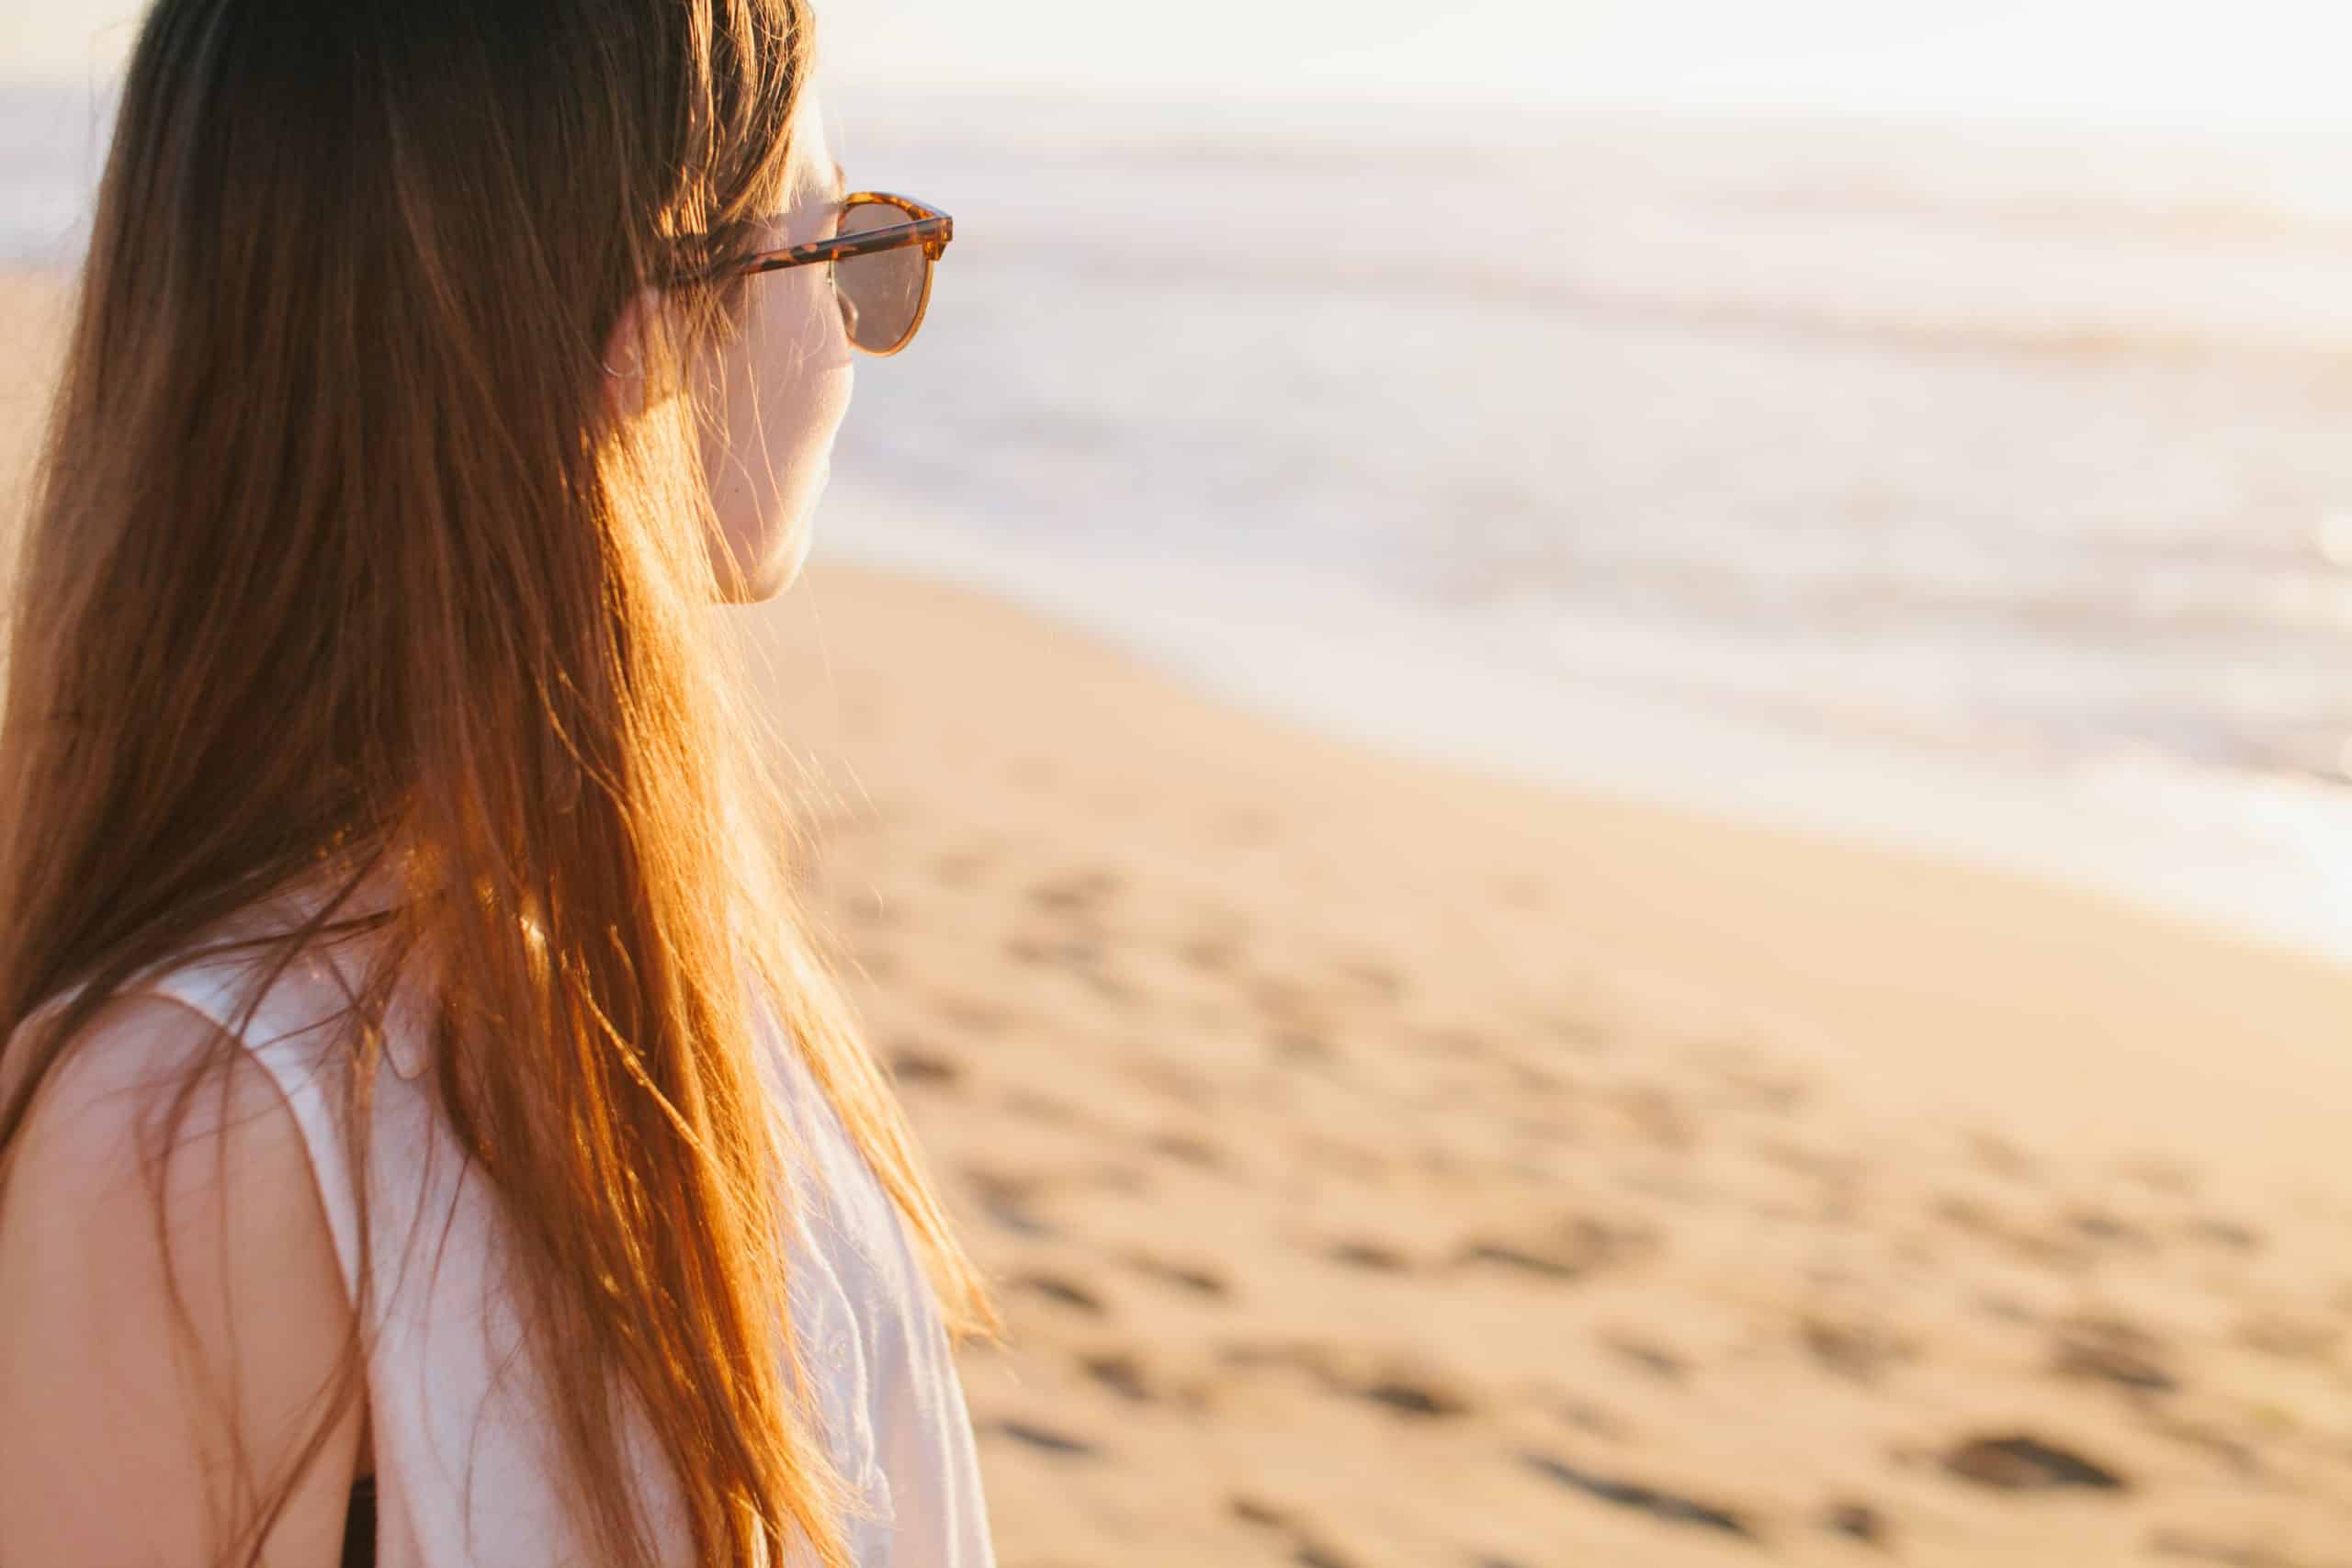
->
xmin=599 ymin=286 xmax=663 ymax=422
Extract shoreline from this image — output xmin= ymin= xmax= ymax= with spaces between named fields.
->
xmin=809 ymin=495 xmax=2352 ymax=969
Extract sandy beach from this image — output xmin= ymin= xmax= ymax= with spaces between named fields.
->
xmin=9 ymin=263 xmax=2352 ymax=1563
xmin=751 ymin=564 xmax=2352 ymax=1567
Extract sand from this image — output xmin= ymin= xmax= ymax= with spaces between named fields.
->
xmin=9 ymin=268 xmax=2352 ymax=1563
xmin=747 ymin=564 xmax=2352 ymax=1567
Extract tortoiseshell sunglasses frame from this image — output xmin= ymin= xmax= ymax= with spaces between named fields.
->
xmin=677 ymin=191 xmax=953 ymax=357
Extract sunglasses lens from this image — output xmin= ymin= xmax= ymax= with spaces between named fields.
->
xmin=834 ymin=201 xmax=928 ymax=352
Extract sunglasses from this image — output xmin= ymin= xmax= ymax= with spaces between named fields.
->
xmin=677 ymin=191 xmax=953 ymax=356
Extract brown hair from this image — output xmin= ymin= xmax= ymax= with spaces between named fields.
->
xmin=0 ymin=3 xmax=995 ymax=1565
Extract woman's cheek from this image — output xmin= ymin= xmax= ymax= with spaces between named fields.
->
xmin=696 ymin=269 xmax=853 ymax=600
xmin=764 ymin=357 xmax=854 ymax=592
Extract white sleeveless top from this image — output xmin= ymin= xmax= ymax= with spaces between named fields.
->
xmin=98 ymin=908 xmax=994 ymax=1567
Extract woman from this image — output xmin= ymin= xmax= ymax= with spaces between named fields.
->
xmin=0 ymin=2 xmax=996 ymax=1565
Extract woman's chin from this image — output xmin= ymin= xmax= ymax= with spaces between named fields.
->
xmin=706 ymin=508 xmax=815 ymax=603
xmin=734 ymin=525 xmax=814 ymax=603
xmin=766 ymin=518 xmax=815 ymax=597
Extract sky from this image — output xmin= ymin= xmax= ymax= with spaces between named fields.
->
xmin=10 ymin=2 xmax=2352 ymax=126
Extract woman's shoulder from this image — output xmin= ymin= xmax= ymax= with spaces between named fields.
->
xmin=0 ymin=987 xmax=344 ymax=1300
xmin=0 ymin=915 xmax=392 ymax=1292
xmin=0 ymin=989 xmax=365 ymax=1564
xmin=4 ymin=964 xmax=311 ymax=1180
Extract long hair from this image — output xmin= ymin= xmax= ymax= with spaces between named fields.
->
xmin=0 ymin=3 xmax=996 ymax=1565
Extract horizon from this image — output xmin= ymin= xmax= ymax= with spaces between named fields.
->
xmin=9 ymin=3 xmax=2352 ymax=131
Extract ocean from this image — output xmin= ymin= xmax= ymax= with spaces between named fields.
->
xmin=8 ymin=81 xmax=2351 ymax=958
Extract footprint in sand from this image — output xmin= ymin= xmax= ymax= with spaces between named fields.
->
xmin=1609 ymin=1084 xmax=1697 ymax=1152
xmin=1600 ymin=1330 xmax=1687 ymax=1383
xmin=1077 ymin=1349 xmax=1152 ymax=1403
xmin=884 ymin=1040 xmax=963 ymax=1089
xmin=2064 ymin=1207 xmax=2155 ymax=1251
xmin=989 ymin=1418 xmax=1098 ymax=1459
xmin=1353 ymin=1370 xmax=1474 ymax=1420
xmin=1822 ymin=1501 xmax=1890 ymax=1546
xmin=1119 ymin=1249 xmax=1229 ymax=1300
xmin=1238 ymin=972 xmax=1335 ymax=1034
xmin=2050 ymin=1314 xmax=2176 ymax=1394
xmin=1007 ymin=1270 xmax=1106 ymax=1316
xmin=1967 ymin=1290 xmax=2036 ymax=1327
xmin=2120 ymin=1155 xmax=2200 ymax=1199
xmin=1146 ymin=1129 xmax=1224 ymax=1170
xmin=1516 ymin=1452 xmax=1755 ymax=1540
xmin=1326 ymin=1238 xmax=1413 ymax=1273
xmin=1800 ymin=1314 xmax=1917 ymax=1386
xmin=962 ymin=1168 xmax=1057 ymax=1238
xmin=1546 ymin=1392 xmax=1629 ymax=1441
xmin=1012 ymin=946 xmax=1137 ymax=1007
xmin=1213 ymin=1342 xmax=1476 ymax=1421
xmin=2183 ymin=1215 xmax=2263 ymax=1254
xmin=1123 ymin=1054 xmax=1218 ymax=1111
xmin=1453 ymin=1213 xmax=1654 ymax=1283
xmin=1227 ymin=1495 xmax=1363 ymax=1568
xmin=1178 ymin=933 xmax=1242 ymax=975
xmin=1930 ymin=1193 xmax=2092 ymax=1271
xmin=1965 ymin=1131 xmax=2038 ymax=1181
xmin=1025 ymin=867 xmax=1123 ymax=917
xmin=1941 ymin=1432 xmax=2130 ymax=1492
xmin=1455 ymin=1239 xmax=1587 ymax=1281
xmin=1507 ymin=1060 xmax=1573 ymax=1098
xmin=1293 ymin=1543 xmax=1359 ymax=1568
xmin=834 ymin=885 xmax=899 ymax=927
xmin=1267 ymin=1026 xmax=1339 ymax=1066
xmin=994 ymin=934 xmax=1038 ymax=968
